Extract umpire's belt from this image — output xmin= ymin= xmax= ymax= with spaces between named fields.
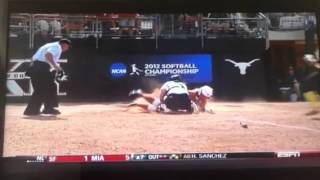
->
xmin=32 ymin=61 xmax=51 ymax=70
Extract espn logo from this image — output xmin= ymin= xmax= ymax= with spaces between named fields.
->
xmin=277 ymin=151 xmax=300 ymax=158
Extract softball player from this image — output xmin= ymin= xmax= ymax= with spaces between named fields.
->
xmin=188 ymin=85 xmax=214 ymax=113
xmin=159 ymin=74 xmax=193 ymax=113
xmin=128 ymin=89 xmax=168 ymax=113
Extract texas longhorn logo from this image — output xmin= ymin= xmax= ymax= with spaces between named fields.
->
xmin=225 ymin=58 xmax=260 ymax=75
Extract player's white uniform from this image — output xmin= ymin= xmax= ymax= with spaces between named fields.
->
xmin=147 ymin=98 xmax=161 ymax=112
xmin=160 ymin=81 xmax=189 ymax=96
xmin=147 ymin=99 xmax=170 ymax=113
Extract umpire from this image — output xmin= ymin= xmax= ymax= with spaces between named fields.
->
xmin=23 ymin=39 xmax=71 ymax=116
xmin=159 ymin=74 xmax=193 ymax=113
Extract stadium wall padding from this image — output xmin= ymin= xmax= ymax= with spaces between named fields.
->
xmin=7 ymin=38 xmax=266 ymax=102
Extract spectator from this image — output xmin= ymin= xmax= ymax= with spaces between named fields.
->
xmin=231 ymin=13 xmax=252 ymax=35
xmin=177 ymin=14 xmax=199 ymax=34
xmin=50 ymin=19 xmax=62 ymax=37
xmin=206 ymin=13 xmax=232 ymax=34
xmin=36 ymin=19 xmax=50 ymax=37
xmin=116 ymin=13 xmax=139 ymax=38
xmin=100 ymin=13 xmax=117 ymax=37
xmin=62 ymin=16 xmax=85 ymax=38
xmin=284 ymin=66 xmax=301 ymax=101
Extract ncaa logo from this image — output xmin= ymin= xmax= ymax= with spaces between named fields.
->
xmin=110 ymin=63 xmax=127 ymax=78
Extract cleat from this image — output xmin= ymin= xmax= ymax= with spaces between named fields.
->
xmin=128 ymin=89 xmax=143 ymax=97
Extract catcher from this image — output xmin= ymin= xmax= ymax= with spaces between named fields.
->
xmin=159 ymin=74 xmax=193 ymax=113
xmin=127 ymin=86 xmax=213 ymax=114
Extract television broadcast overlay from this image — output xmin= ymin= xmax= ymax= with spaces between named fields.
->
xmin=3 ymin=12 xmax=320 ymax=163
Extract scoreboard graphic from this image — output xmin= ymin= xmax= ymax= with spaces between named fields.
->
xmin=20 ymin=151 xmax=316 ymax=164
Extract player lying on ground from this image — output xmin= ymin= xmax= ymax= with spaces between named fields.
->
xmin=188 ymin=85 xmax=214 ymax=113
xmin=128 ymin=89 xmax=167 ymax=113
xmin=128 ymin=85 xmax=214 ymax=114
xmin=128 ymin=89 xmax=199 ymax=113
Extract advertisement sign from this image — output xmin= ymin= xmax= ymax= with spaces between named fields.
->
xmin=102 ymin=54 xmax=213 ymax=84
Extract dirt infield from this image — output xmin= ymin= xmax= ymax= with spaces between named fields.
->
xmin=3 ymin=101 xmax=320 ymax=157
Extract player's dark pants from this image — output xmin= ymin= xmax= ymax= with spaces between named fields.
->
xmin=164 ymin=93 xmax=192 ymax=113
xmin=24 ymin=61 xmax=58 ymax=114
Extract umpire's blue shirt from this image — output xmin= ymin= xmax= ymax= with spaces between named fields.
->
xmin=32 ymin=41 xmax=62 ymax=64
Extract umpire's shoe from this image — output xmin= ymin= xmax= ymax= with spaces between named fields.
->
xmin=42 ymin=108 xmax=61 ymax=115
xmin=23 ymin=110 xmax=40 ymax=116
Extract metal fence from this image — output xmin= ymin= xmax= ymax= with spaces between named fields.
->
xmin=158 ymin=14 xmax=201 ymax=39
xmin=9 ymin=13 xmax=32 ymax=47
xmin=9 ymin=13 xmax=271 ymax=49
xmin=266 ymin=13 xmax=316 ymax=31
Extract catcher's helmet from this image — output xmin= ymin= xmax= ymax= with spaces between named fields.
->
xmin=170 ymin=74 xmax=183 ymax=82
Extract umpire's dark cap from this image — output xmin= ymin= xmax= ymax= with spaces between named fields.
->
xmin=59 ymin=38 xmax=72 ymax=47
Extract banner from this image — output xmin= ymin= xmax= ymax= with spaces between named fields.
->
xmin=6 ymin=59 xmax=68 ymax=97
xmin=99 ymin=54 xmax=213 ymax=84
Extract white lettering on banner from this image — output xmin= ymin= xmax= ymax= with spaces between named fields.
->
xmin=6 ymin=59 xmax=68 ymax=97
xmin=145 ymin=69 xmax=199 ymax=76
xmin=112 ymin=69 xmax=127 ymax=74
xmin=161 ymin=64 xmax=197 ymax=69
xmin=144 ymin=63 xmax=199 ymax=77
xmin=7 ymin=72 xmax=28 ymax=80
xmin=144 ymin=64 xmax=160 ymax=69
